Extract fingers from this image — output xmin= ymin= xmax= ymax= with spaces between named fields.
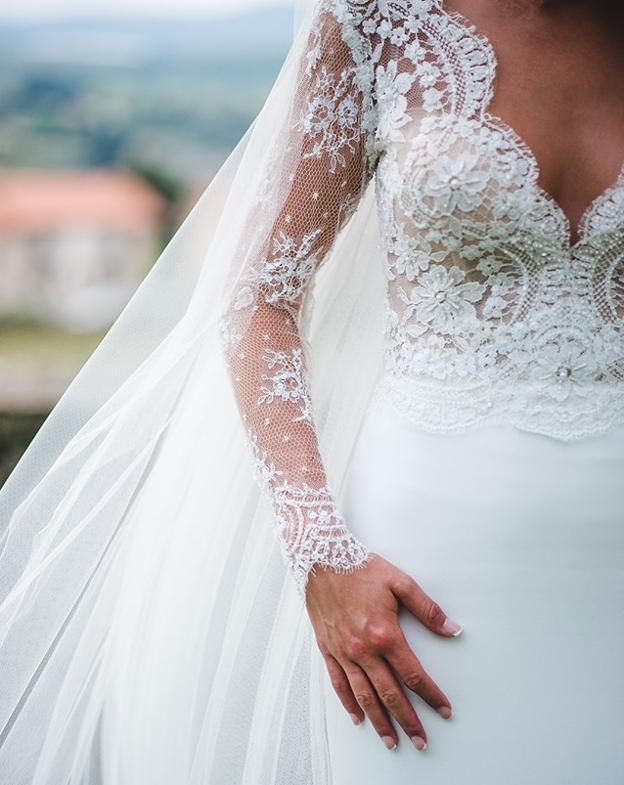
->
xmin=324 ymin=652 xmax=403 ymax=745
xmin=343 ymin=662 xmax=404 ymax=750
xmin=323 ymin=654 xmax=365 ymax=726
xmin=355 ymin=658 xmax=429 ymax=751
xmin=392 ymin=573 xmax=463 ymax=637
xmin=311 ymin=559 xmax=462 ymax=752
xmin=383 ymin=626 xmax=453 ymax=719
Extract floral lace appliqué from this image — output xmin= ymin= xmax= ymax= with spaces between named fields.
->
xmin=337 ymin=0 xmax=624 ymax=440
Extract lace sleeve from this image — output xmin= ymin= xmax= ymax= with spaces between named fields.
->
xmin=220 ymin=0 xmax=377 ymax=597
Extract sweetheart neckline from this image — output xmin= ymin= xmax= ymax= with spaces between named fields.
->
xmin=433 ymin=0 xmax=624 ymax=250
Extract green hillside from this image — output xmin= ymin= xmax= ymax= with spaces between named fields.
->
xmin=0 ymin=6 xmax=293 ymax=183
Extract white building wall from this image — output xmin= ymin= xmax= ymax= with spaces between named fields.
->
xmin=0 ymin=227 xmax=158 ymax=331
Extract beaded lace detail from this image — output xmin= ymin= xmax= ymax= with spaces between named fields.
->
xmin=222 ymin=0 xmax=624 ymax=593
xmin=339 ymin=0 xmax=624 ymax=441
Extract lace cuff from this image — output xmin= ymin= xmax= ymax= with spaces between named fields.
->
xmin=272 ymin=482 xmax=371 ymax=596
xmin=249 ymin=433 xmax=371 ymax=596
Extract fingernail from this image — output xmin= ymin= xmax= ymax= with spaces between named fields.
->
xmin=411 ymin=735 xmax=427 ymax=751
xmin=382 ymin=735 xmax=397 ymax=750
xmin=437 ymin=705 xmax=452 ymax=719
xmin=350 ymin=713 xmax=362 ymax=726
xmin=442 ymin=617 xmax=463 ymax=636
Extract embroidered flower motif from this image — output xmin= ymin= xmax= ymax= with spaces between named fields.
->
xmin=298 ymin=64 xmax=362 ymax=172
xmin=375 ymin=60 xmax=415 ymax=142
xmin=250 ymin=228 xmax=323 ymax=308
xmin=532 ymin=339 xmax=598 ymax=402
xmin=475 ymin=255 xmax=503 ymax=275
xmin=378 ymin=18 xmax=393 ymax=38
xmin=398 ymin=264 xmax=486 ymax=334
xmin=390 ymin=230 xmax=449 ymax=280
xmin=390 ymin=24 xmax=409 ymax=46
xmin=417 ymin=60 xmax=441 ymax=89
xmin=422 ymin=86 xmax=444 ymax=112
xmin=423 ymin=153 xmax=490 ymax=214
xmin=410 ymin=0 xmax=434 ymax=17
xmin=362 ymin=17 xmax=377 ymax=35
xmin=404 ymin=38 xmax=424 ymax=60
xmin=259 ymin=347 xmax=314 ymax=424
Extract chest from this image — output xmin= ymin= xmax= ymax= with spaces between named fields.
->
xmin=366 ymin=0 xmax=624 ymax=250
xmin=447 ymin=0 xmax=624 ymax=231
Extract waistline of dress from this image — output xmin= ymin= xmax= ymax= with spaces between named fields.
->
xmin=366 ymin=372 xmax=624 ymax=442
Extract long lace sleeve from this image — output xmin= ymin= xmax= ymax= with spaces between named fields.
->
xmin=220 ymin=0 xmax=378 ymax=597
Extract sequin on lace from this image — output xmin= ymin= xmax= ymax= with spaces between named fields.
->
xmin=221 ymin=0 xmax=624 ymax=593
xmin=341 ymin=0 xmax=624 ymax=441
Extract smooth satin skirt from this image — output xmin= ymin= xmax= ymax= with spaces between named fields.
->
xmin=323 ymin=403 xmax=624 ymax=785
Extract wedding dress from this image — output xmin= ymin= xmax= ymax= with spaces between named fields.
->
xmin=0 ymin=0 xmax=623 ymax=783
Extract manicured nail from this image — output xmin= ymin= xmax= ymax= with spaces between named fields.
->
xmin=382 ymin=735 xmax=397 ymax=750
xmin=411 ymin=735 xmax=427 ymax=751
xmin=350 ymin=713 xmax=362 ymax=726
xmin=437 ymin=705 xmax=452 ymax=719
xmin=442 ymin=617 xmax=463 ymax=636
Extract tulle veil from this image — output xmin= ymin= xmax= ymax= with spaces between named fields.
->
xmin=0 ymin=0 xmax=386 ymax=782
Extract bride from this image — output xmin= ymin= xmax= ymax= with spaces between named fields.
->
xmin=0 ymin=0 xmax=623 ymax=782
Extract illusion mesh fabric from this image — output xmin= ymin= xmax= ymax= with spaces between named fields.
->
xmin=0 ymin=0 xmax=623 ymax=783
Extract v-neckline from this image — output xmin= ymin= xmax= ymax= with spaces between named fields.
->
xmin=433 ymin=0 xmax=624 ymax=250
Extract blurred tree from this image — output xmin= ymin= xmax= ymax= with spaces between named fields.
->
xmin=9 ymin=71 xmax=80 ymax=114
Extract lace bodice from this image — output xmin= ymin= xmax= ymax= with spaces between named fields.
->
xmin=363 ymin=0 xmax=624 ymax=441
xmin=221 ymin=0 xmax=624 ymax=595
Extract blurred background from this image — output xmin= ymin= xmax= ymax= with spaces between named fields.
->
xmin=0 ymin=0 xmax=293 ymax=484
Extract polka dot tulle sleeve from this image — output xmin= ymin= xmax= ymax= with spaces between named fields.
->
xmin=219 ymin=0 xmax=378 ymax=597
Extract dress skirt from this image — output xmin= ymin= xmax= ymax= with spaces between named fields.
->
xmin=323 ymin=400 xmax=624 ymax=785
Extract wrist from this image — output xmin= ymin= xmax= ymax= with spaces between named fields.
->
xmin=269 ymin=481 xmax=371 ymax=598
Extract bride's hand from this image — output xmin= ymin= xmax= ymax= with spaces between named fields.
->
xmin=304 ymin=552 xmax=462 ymax=751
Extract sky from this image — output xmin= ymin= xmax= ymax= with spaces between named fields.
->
xmin=0 ymin=0 xmax=282 ymax=21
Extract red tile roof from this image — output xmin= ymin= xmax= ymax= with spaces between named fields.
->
xmin=0 ymin=168 xmax=166 ymax=232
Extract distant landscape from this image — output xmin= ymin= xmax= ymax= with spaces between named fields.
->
xmin=0 ymin=5 xmax=293 ymax=185
xmin=0 ymin=4 xmax=293 ymax=484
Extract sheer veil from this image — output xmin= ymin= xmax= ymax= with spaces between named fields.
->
xmin=0 ymin=0 xmax=386 ymax=782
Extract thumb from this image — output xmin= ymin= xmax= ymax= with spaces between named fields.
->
xmin=392 ymin=573 xmax=463 ymax=638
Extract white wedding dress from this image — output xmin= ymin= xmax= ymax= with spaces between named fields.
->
xmin=222 ymin=0 xmax=624 ymax=781
xmin=0 ymin=0 xmax=623 ymax=783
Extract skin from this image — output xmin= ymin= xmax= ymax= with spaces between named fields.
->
xmin=449 ymin=0 xmax=624 ymax=244
xmin=305 ymin=0 xmax=624 ymax=752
